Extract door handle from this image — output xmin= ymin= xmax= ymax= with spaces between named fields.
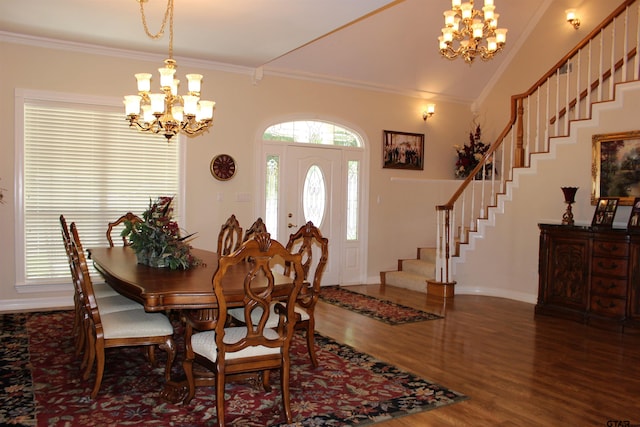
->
xmin=288 ymin=223 xmax=297 ymax=228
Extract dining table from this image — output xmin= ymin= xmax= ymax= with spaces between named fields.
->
xmin=87 ymin=245 xmax=298 ymax=403
xmin=88 ymin=246 xmax=295 ymax=312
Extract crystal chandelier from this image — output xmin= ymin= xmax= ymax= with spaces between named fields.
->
xmin=124 ymin=0 xmax=215 ymax=141
xmin=438 ymin=0 xmax=508 ymax=64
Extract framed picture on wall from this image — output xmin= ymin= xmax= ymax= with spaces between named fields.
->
xmin=382 ymin=130 xmax=424 ymax=170
xmin=591 ymin=197 xmax=619 ymax=228
xmin=591 ymin=130 xmax=640 ymax=206
xmin=628 ymin=197 xmax=640 ymax=230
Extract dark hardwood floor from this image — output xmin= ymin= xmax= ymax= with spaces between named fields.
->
xmin=315 ymin=284 xmax=640 ymax=426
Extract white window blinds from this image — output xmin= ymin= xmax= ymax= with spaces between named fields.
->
xmin=19 ymin=93 xmax=180 ymax=286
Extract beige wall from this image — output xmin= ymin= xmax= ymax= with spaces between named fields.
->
xmin=0 ymin=39 xmax=474 ymax=310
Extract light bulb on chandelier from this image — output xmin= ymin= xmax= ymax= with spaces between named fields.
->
xmin=438 ymin=0 xmax=508 ymax=64
xmin=124 ymin=0 xmax=215 ymax=141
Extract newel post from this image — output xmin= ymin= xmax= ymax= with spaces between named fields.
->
xmin=515 ymin=97 xmax=525 ymax=168
xmin=429 ymin=206 xmax=456 ymax=298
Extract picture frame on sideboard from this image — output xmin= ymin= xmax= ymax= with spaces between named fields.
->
xmin=591 ymin=197 xmax=619 ymax=228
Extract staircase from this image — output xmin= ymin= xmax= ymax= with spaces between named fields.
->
xmin=383 ymin=0 xmax=640 ymax=297
xmin=380 ymin=247 xmax=436 ymax=293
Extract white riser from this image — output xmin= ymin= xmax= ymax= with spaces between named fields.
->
xmin=383 ymin=271 xmax=428 ymax=293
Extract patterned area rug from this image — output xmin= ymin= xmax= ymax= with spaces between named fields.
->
xmin=319 ymin=286 xmax=443 ymax=325
xmin=0 ymin=313 xmax=36 ymax=426
xmin=0 ymin=311 xmax=466 ymax=426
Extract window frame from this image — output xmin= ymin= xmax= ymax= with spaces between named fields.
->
xmin=14 ymin=89 xmax=186 ymax=292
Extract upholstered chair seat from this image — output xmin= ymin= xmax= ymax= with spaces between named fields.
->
xmin=95 ymin=293 xmax=144 ymax=314
xmin=191 ymin=326 xmax=281 ymax=362
xmin=100 ymin=309 xmax=174 ymax=338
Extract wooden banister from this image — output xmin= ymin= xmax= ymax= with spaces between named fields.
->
xmin=551 ymin=47 xmax=638 ymax=125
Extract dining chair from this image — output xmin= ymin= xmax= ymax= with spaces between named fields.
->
xmin=182 ymin=232 xmax=304 ymax=426
xmin=216 ymin=214 xmax=242 ymax=256
xmin=281 ymin=221 xmax=328 ymax=367
xmin=61 ymin=215 xmax=140 ymax=364
xmin=229 ymin=221 xmax=328 ymax=367
xmin=106 ymin=212 xmax=142 ymax=247
xmin=242 ymin=217 xmax=267 ymax=242
xmin=64 ymin=216 xmax=143 ymax=310
xmin=69 ymin=222 xmax=176 ymax=399
xmin=60 ymin=214 xmax=89 ymax=358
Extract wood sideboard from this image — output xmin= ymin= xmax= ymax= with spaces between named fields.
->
xmin=537 ymin=223 xmax=640 ymax=332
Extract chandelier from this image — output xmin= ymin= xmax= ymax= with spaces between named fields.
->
xmin=124 ymin=0 xmax=215 ymax=141
xmin=438 ymin=0 xmax=508 ymax=64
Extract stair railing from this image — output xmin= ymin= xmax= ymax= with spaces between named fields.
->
xmin=435 ymin=0 xmax=640 ymax=285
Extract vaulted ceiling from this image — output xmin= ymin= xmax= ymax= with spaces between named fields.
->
xmin=1 ymin=0 xmax=558 ymax=104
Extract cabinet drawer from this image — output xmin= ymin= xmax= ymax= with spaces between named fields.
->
xmin=590 ymin=295 xmax=626 ymax=317
xmin=592 ymin=256 xmax=628 ymax=277
xmin=590 ymin=276 xmax=628 ymax=297
xmin=593 ymin=240 xmax=628 ymax=257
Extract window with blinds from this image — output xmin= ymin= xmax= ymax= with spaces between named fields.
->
xmin=18 ymin=92 xmax=181 ymax=286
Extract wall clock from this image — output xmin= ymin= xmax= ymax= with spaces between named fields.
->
xmin=210 ymin=154 xmax=236 ymax=181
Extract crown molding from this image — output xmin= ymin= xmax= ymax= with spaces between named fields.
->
xmin=1 ymin=30 xmax=473 ymax=105
xmin=0 ymin=30 xmax=254 ymax=75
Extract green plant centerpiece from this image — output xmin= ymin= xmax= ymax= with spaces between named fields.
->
xmin=454 ymin=124 xmax=493 ymax=179
xmin=121 ymin=196 xmax=201 ymax=270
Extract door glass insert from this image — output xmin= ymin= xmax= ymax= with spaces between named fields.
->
xmin=303 ymin=165 xmax=325 ymax=226
xmin=347 ymin=160 xmax=359 ymax=240
xmin=265 ymin=155 xmax=280 ymax=238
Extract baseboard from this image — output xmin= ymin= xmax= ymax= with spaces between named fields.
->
xmin=0 ymin=295 xmax=73 ymax=313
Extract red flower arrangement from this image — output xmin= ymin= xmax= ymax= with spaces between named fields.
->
xmin=454 ymin=124 xmax=492 ymax=179
xmin=122 ymin=196 xmax=201 ymax=270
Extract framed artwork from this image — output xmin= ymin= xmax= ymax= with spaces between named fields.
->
xmin=591 ymin=197 xmax=619 ymax=228
xmin=591 ymin=130 xmax=640 ymax=206
xmin=382 ymin=130 xmax=424 ymax=170
xmin=628 ymin=197 xmax=640 ymax=230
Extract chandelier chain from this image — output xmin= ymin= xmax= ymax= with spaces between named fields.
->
xmin=139 ymin=0 xmax=174 ymax=58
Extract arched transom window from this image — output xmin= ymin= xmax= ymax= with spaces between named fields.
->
xmin=263 ymin=121 xmax=362 ymax=147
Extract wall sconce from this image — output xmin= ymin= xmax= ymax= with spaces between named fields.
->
xmin=422 ymin=104 xmax=436 ymax=121
xmin=566 ymin=9 xmax=580 ymax=30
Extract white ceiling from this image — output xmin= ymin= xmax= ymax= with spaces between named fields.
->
xmin=0 ymin=0 xmax=552 ymax=104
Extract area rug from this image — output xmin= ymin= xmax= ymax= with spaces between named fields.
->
xmin=319 ymin=286 xmax=443 ymax=325
xmin=1 ymin=311 xmax=466 ymax=426
xmin=0 ymin=313 xmax=36 ymax=426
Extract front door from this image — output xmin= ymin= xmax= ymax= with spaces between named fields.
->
xmin=283 ymin=145 xmax=342 ymax=285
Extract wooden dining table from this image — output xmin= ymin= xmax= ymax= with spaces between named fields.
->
xmin=87 ymin=245 xmax=299 ymax=403
xmin=88 ymin=246 xmax=294 ymax=312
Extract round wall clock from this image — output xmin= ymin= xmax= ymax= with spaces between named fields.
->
xmin=210 ymin=154 xmax=236 ymax=181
